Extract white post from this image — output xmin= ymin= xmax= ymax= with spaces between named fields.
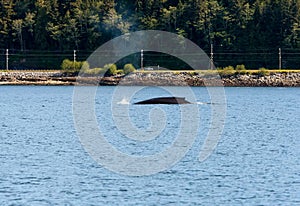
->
xmin=279 ymin=48 xmax=282 ymax=70
xmin=73 ymin=50 xmax=76 ymax=70
xmin=6 ymin=49 xmax=9 ymax=71
xmin=141 ymin=49 xmax=144 ymax=70
xmin=210 ymin=44 xmax=214 ymax=70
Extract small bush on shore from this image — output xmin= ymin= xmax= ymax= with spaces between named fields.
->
xmin=235 ymin=64 xmax=247 ymax=74
xmin=83 ymin=67 xmax=105 ymax=75
xmin=219 ymin=66 xmax=236 ymax=76
xmin=104 ymin=64 xmax=123 ymax=76
xmin=61 ymin=59 xmax=77 ymax=72
xmin=235 ymin=64 xmax=246 ymax=71
xmin=61 ymin=59 xmax=89 ymax=73
xmin=258 ymin=68 xmax=270 ymax=76
xmin=104 ymin=64 xmax=116 ymax=75
xmin=123 ymin=64 xmax=136 ymax=75
xmin=81 ymin=61 xmax=90 ymax=71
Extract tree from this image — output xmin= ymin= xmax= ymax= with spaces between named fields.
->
xmin=282 ymin=0 xmax=300 ymax=48
xmin=220 ymin=0 xmax=255 ymax=49
xmin=0 ymin=0 xmax=300 ymax=70
xmin=34 ymin=0 xmax=52 ymax=49
xmin=71 ymin=0 xmax=103 ymax=50
xmin=12 ymin=19 xmax=24 ymax=50
xmin=102 ymin=7 xmax=131 ymax=37
xmin=0 ymin=0 xmax=15 ymax=48
xmin=23 ymin=12 xmax=36 ymax=49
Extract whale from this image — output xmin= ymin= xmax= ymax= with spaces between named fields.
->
xmin=134 ymin=97 xmax=191 ymax=104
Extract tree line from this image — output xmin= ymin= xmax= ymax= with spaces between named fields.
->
xmin=1 ymin=0 xmax=300 ymax=68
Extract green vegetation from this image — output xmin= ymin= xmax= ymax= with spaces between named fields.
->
xmin=1 ymin=0 xmax=300 ymax=69
xmin=82 ymin=68 xmax=105 ymax=75
xmin=61 ymin=59 xmax=89 ymax=73
xmin=3 ymin=67 xmax=300 ymax=77
xmin=60 ymin=59 xmax=137 ymax=76
xmin=235 ymin=65 xmax=247 ymax=75
xmin=216 ymin=66 xmax=278 ymax=76
xmin=123 ymin=64 xmax=136 ymax=75
xmin=258 ymin=68 xmax=270 ymax=76
xmin=2 ymin=0 xmax=300 ymax=52
xmin=104 ymin=64 xmax=123 ymax=76
xmin=218 ymin=66 xmax=235 ymax=76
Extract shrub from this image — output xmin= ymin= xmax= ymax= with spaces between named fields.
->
xmin=258 ymin=68 xmax=270 ymax=76
xmin=61 ymin=59 xmax=89 ymax=73
xmin=235 ymin=64 xmax=245 ymax=71
xmin=104 ymin=64 xmax=118 ymax=76
xmin=117 ymin=69 xmax=124 ymax=75
xmin=81 ymin=61 xmax=90 ymax=71
xmin=93 ymin=68 xmax=105 ymax=75
xmin=239 ymin=69 xmax=248 ymax=75
xmin=83 ymin=67 xmax=105 ymax=75
xmin=123 ymin=64 xmax=136 ymax=75
xmin=224 ymin=65 xmax=235 ymax=71
xmin=235 ymin=64 xmax=247 ymax=75
xmin=219 ymin=66 xmax=235 ymax=76
xmin=61 ymin=59 xmax=73 ymax=71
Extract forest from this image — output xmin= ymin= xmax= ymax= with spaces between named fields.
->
xmin=1 ymin=0 xmax=300 ymax=69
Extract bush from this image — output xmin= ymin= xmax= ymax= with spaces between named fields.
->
xmin=117 ymin=69 xmax=124 ymax=75
xmin=61 ymin=59 xmax=89 ymax=73
xmin=235 ymin=64 xmax=247 ymax=75
xmin=235 ymin=64 xmax=245 ymax=71
xmin=61 ymin=59 xmax=73 ymax=71
xmin=81 ymin=61 xmax=90 ymax=71
xmin=104 ymin=64 xmax=118 ymax=76
xmin=258 ymin=68 xmax=270 ymax=76
xmin=83 ymin=67 xmax=105 ymax=75
xmin=219 ymin=66 xmax=235 ymax=76
xmin=224 ymin=65 xmax=235 ymax=71
xmin=123 ymin=64 xmax=136 ymax=75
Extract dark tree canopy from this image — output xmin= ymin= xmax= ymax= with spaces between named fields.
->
xmin=1 ymin=0 xmax=300 ymax=68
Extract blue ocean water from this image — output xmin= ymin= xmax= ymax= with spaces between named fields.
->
xmin=0 ymin=86 xmax=299 ymax=205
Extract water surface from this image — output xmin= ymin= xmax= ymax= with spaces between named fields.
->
xmin=0 ymin=86 xmax=299 ymax=205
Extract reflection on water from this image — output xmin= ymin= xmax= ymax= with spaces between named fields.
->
xmin=0 ymin=86 xmax=299 ymax=205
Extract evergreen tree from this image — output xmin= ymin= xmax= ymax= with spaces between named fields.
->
xmin=0 ymin=0 xmax=15 ymax=48
xmin=0 ymin=0 xmax=299 ymax=67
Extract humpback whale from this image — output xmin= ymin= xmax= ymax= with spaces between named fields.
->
xmin=134 ymin=97 xmax=191 ymax=104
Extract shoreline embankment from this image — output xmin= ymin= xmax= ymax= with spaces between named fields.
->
xmin=1 ymin=71 xmax=300 ymax=87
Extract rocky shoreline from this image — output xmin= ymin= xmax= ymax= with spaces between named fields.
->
xmin=1 ymin=71 xmax=300 ymax=87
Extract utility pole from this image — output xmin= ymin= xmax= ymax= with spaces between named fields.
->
xmin=141 ymin=49 xmax=144 ymax=70
xmin=6 ymin=49 xmax=9 ymax=71
xmin=210 ymin=44 xmax=214 ymax=70
xmin=73 ymin=50 xmax=76 ymax=71
xmin=279 ymin=48 xmax=282 ymax=70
